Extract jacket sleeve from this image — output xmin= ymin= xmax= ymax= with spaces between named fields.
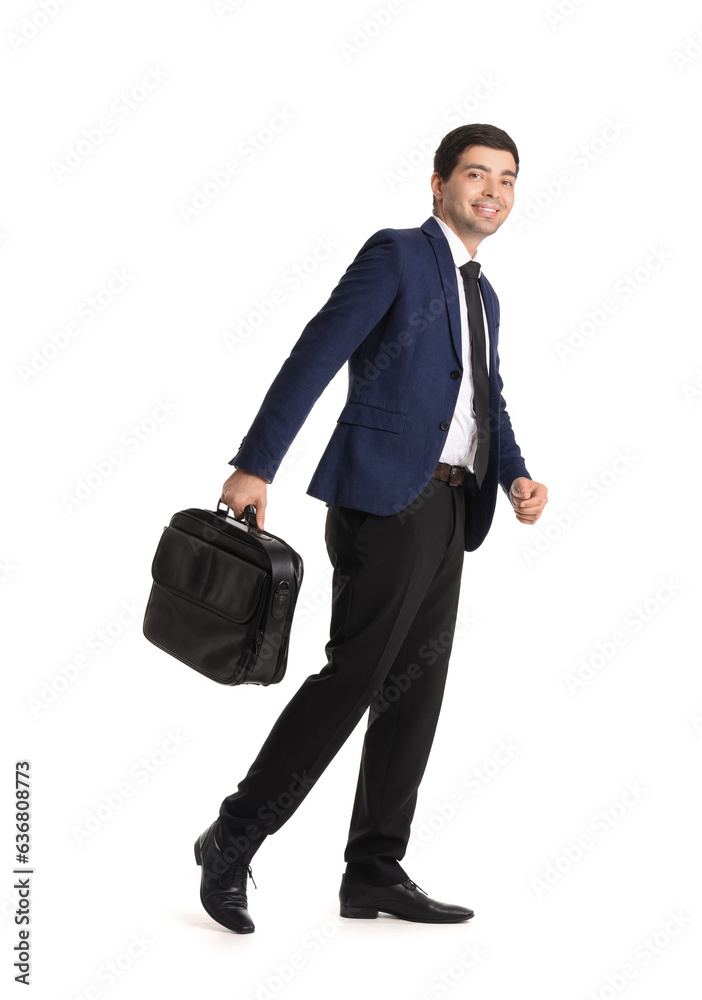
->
xmin=229 ymin=229 xmax=404 ymax=484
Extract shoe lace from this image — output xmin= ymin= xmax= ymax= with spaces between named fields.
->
xmin=218 ymin=863 xmax=257 ymax=891
xmin=403 ymin=878 xmax=427 ymax=895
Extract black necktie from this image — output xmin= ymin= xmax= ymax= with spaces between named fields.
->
xmin=458 ymin=260 xmax=489 ymax=488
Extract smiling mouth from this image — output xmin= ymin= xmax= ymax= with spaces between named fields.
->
xmin=473 ymin=204 xmax=499 ymax=217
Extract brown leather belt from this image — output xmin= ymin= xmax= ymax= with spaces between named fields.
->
xmin=432 ymin=461 xmax=475 ymax=486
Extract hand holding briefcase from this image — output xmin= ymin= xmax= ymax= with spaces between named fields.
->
xmin=143 ymin=500 xmax=304 ymax=685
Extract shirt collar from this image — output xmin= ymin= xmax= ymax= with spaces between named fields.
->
xmin=431 ymin=213 xmax=478 ymax=268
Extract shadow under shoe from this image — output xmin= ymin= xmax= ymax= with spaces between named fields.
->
xmin=339 ymin=874 xmax=473 ymax=923
xmin=195 ymin=820 xmax=257 ymax=934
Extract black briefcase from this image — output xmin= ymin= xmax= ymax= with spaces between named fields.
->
xmin=143 ymin=500 xmax=304 ymax=685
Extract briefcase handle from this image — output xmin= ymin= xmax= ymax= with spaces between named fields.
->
xmin=216 ymin=499 xmax=259 ymax=532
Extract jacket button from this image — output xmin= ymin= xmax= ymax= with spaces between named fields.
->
xmin=440 ymin=420 xmax=450 ymax=431
xmin=450 ymin=369 xmax=461 ymax=379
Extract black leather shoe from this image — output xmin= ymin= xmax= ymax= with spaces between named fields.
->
xmin=194 ymin=820 xmax=256 ymax=933
xmin=339 ymin=874 xmax=473 ymax=923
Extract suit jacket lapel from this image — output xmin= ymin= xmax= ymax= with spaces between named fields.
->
xmin=421 ymin=216 xmax=463 ymax=365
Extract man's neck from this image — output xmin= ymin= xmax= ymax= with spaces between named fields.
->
xmin=432 ymin=210 xmax=481 ymax=258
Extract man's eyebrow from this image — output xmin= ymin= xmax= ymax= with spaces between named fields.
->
xmin=463 ymin=162 xmax=517 ymax=179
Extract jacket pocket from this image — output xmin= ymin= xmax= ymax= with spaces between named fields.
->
xmin=336 ymin=401 xmax=406 ymax=434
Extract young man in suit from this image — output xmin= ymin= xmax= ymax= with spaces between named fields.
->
xmin=195 ymin=123 xmax=549 ymax=933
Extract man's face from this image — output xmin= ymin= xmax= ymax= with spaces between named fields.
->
xmin=431 ymin=144 xmax=517 ymax=243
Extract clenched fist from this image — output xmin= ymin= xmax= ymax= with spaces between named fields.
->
xmin=221 ymin=467 xmax=269 ymax=530
xmin=509 ymin=477 xmax=549 ymax=524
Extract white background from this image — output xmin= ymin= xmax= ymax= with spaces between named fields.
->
xmin=3 ymin=0 xmax=702 ymax=997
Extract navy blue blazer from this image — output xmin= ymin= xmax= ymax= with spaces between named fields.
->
xmin=230 ymin=215 xmax=531 ymax=551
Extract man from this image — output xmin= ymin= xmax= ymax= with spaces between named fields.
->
xmin=195 ymin=123 xmax=549 ymax=934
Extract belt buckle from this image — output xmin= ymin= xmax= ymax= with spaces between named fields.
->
xmin=448 ymin=464 xmax=462 ymax=486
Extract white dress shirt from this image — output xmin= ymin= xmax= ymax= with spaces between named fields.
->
xmin=432 ymin=213 xmax=490 ymax=474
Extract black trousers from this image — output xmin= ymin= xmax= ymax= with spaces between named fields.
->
xmin=218 ymin=471 xmax=477 ymax=885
